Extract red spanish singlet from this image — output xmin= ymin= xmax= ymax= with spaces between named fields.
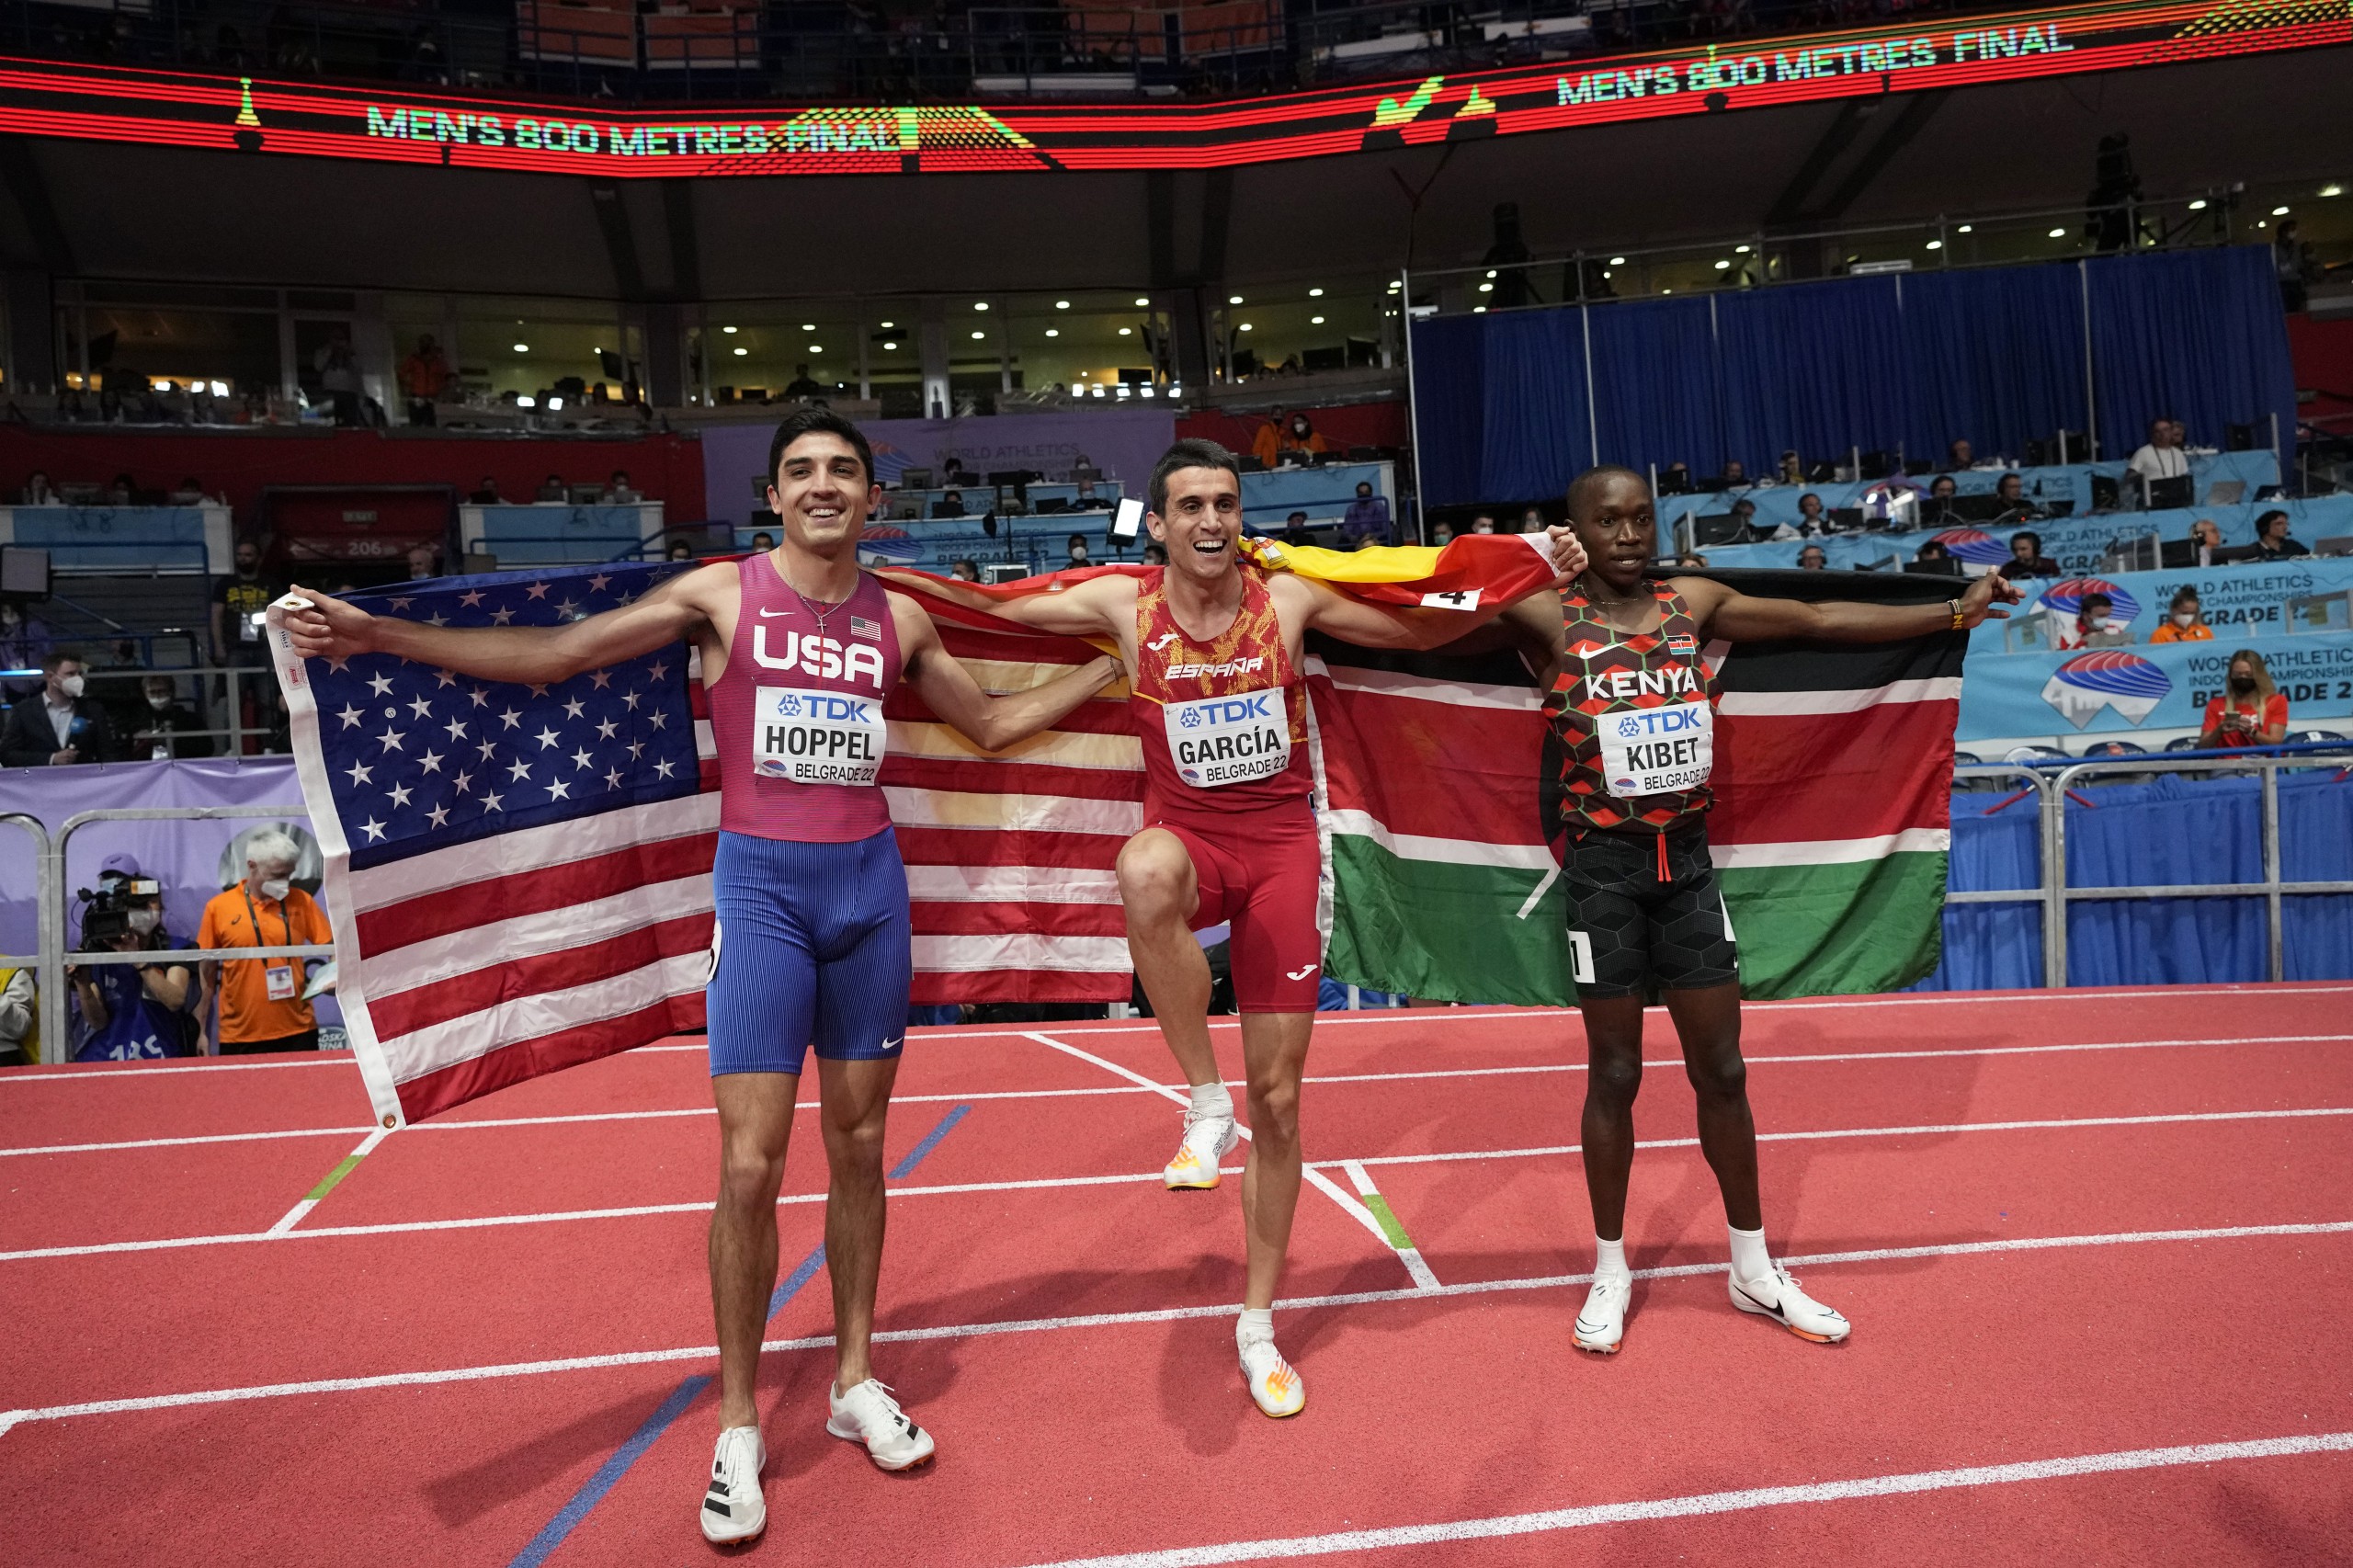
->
xmin=1130 ymin=566 xmax=1322 ymax=1012
xmin=706 ymin=551 xmax=904 ymax=843
xmin=1542 ymin=582 xmax=1716 ymax=836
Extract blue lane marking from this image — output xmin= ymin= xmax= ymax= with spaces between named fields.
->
xmin=509 ymin=1103 xmax=972 ymax=1564
xmin=889 ymin=1103 xmax=971 ymax=1179
xmin=507 ymin=1374 xmax=711 ymax=1568
xmin=768 ymin=1243 xmax=827 ymax=1319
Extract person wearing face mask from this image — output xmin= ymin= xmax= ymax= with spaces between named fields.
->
xmin=196 ymin=828 xmax=334 ymax=1055
xmin=2 ymin=650 xmax=119 ymax=767
xmin=2148 ymin=587 xmax=2213 ymax=643
xmin=2198 ymin=649 xmax=2289 ymax=750
xmin=122 ymin=674 xmax=213 ymax=760
xmin=66 ymin=874 xmax=196 ymax=1061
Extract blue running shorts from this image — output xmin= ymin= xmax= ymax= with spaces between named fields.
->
xmin=706 ymin=827 xmax=913 ymax=1077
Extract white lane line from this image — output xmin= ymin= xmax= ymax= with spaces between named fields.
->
xmin=263 ymin=1127 xmax=391 ymax=1236
xmin=5 ymin=1220 xmax=2346 ymax=1437
xmin=1026 ymin=1030 xmax=1404 ymax=1256
xmin=10 ymin=986 xmax=2347 ymax=1083
xmin=8 ymin=1103 xmax=2349 ymax=1265
xmin=12 ymin=1031 xmax=2353 ymax=1161
xmin=1017 ymin=1432 xmax=2353 ymax=1568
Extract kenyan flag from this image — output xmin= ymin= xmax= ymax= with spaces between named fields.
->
xmin=1309 ymin=571 xmax=1966 ymax=1004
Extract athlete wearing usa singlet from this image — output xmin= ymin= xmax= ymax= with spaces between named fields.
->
xmin=704 ymin=550 xmax=912 ymax=1075
xmin=1542 ymin=579 xmax=1737 ymax=1000
xmin=1131 ymin=565 xmax=1324 ymax=1013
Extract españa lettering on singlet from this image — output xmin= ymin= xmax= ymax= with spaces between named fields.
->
xmin=1542 ymin=583 xmax=1717 ymax=835
xmin=708 ymin=551 xmax=904 ymax=842
xmin=1131 ymin=566 xmax=1313 ymax=822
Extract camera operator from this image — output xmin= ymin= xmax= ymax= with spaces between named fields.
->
xmin=66 ymin=875 xmax=196 ymax=1062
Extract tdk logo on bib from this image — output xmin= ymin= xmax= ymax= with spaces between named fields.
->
xmin=1164 ymin=688 xmax=1290 ymax=788
xmin=754 ymin=625 xmax=886 ymax=689
xmin=1596 ymin=700 xmax=1714 ymax=799
xmin=754 ymin=685 xmax=886 ymax=786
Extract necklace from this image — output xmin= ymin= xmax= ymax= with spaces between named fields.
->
xmin=1576 ymin=573 xmax=1653 ymax=614
xmin=776 ymin=556 xmax=852 ymax=639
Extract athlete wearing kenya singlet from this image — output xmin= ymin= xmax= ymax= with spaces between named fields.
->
xmin=1542 ymin=579 xmax=1735 ymax=1000
xmin=1131 ymin=565 xmax=1322 ymax=1014
xmin=703 ymin=551 xmax=913 ymax=1076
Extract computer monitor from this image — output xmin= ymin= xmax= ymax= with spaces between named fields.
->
xmin=0 ymin=544 xmax=51 ymax=599
xmin=2209 ymin=544 xmax=2266 ymax=564
xmin=1903 ymin=555 xmax=1964 ymax=577
xmin=1689 ymin=513 xmax=1745 ymax=547
xmin=1655 ymin=469 xmax=1693 ymax=495
xmin=2315 ymin=536 xmax=2353 ymax=558
xmin=2143 ymin=474 xmax=2193 ymax=511
xmin=2158 ymin=538 xmax=2200 ymax=569
xmin=1949 ymin=494 xmax=2011 ymax=523
xmin=2205 ymin=481 xmax=2245 ymax=506
xmin=898 ymin=468 xmax=933 ymax=491
xmin=1827 ymin=507 xmax=1867 ymax=533
xmin=2089 ymin=474 xmax=2120 ymax=511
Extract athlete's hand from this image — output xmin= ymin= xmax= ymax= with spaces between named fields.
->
xmin=1544 ymin=525 xmax=1587 ymax=585
xmin=1957 ymin=572 xmax=2023 ymax=628
xmin=280 ymin=586 xmax=379 ymax=661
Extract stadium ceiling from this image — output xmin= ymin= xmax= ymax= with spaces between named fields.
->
xmin=1 ymin=32 xmax=2347 ymax=301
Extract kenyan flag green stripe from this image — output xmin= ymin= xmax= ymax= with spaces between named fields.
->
xmin=1717 ymin=851 xmax=1948 ymax=999
xmin=1324 ymin=834 xmax=1575 ymax=1006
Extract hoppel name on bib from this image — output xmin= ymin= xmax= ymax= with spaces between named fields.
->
xmin=754 ymin=686 xmax=886 ymax=785
xmin=1597 ymin=699 xmax=1713 ymax=797
xmin=1165 ymin=687 xmax=1290 ymax=787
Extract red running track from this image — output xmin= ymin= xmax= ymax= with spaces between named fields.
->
xmin=2 ymin=984 xmax=2351 ymax=1565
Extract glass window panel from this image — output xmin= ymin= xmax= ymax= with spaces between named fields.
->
xmin=1216 ymin=274 xmax=1386 ymax=380
xmin=1001 ymin=290 xmax=1163 ymax=397
xmin=76 ymin=305 xmax=280 ymax=393
xmin=453 ymin=296 xmax=626 ymax=404
xmin=699 ymin=301 xmax=863 ymax=406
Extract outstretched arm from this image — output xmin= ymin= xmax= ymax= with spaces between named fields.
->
xmin=903 ymin=571 xmax=1131 ymax=642
xmin=896 ymin=605 xmax=1123 ymax=751
xmin=1288 ymin=531 xmax=1586 ymax=651
xmin=1679 ymin=569 xmax=2019 ymax=642
xmin=280 ymin=566 xmax=721 ymax=684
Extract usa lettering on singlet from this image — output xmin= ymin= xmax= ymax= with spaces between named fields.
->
xmin=748 ymin=623 xmax=888 ymax=786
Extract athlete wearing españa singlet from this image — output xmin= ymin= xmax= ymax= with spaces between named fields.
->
xmin=1131 ymin=565 xmax=1324 ymax=1014
xmin=702 ymin=551 xmax=914 ymax=1076
xmin=1541 ymin=579 xmax=1737 ymax=1001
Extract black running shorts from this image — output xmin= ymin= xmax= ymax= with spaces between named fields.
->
xmin=1562 ymin=824 xmax=1740 ymax=1000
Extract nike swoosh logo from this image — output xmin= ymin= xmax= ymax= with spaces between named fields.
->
xmin=880 ymin=1037 xmax=904 ymax=1051
xmin=757 ymin=607 xmax=795 ymax=617
xmin=1286 ymin=964 xmax=1318 ymax=981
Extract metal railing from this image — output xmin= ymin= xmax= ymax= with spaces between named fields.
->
xmin=7 ymin=664 xmax=292 ymax=756
xmin=1953 ymin=741 xmax=2353 ymax=987
xmin=7 ymin=806 xmax=330 ymax=1063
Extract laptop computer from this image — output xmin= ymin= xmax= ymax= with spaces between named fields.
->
xmin=2205 ymin=481 xmax=2245 ymax=506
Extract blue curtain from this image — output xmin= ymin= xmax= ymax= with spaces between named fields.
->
xmin=1475 ymin=308 xmax=1592 ymax=504
xmin=1586 ymin=296 xmax=1724 ymax=485
xmin=1411 ymin=246 xmax=2296 ymax=507
xmin=1901 ymin=263 xmax=2089 ymax=463
xmin=1716 ymin=277 xmax=1915 ymax=473
xmin=2087 ymin=246 xmax=2300 ymax=459
xmin=1915 ymin=770 xmax=2353 ymax=990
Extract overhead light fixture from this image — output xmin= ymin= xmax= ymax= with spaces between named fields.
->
xmin=808 ymin=345 xmax=822 ymax=354
xmin=1484 ymin=269 xmax=1497 ymax=279
xmin=1134 ymin=296 xmax=1150 ymax=307
xmin=801 ymin=323 xmax=815 ymax=331
xmin=2187 ymin=200 xmax=2207 ymax=211
xmin=1472 ymin=305 xmax=1487 ymax=312
xmin=722 ymin=325 xmax=737 ymax=334
xmin=1055 ymin=300 xmax=1070 ymax=309
xmin=1714 ymin=259 xmax=1732 ymax=270
xmin=1609 ymin=256 xmax=1626 ymax=265
xmin=1311 ymin=315 xmax=1325 ymax=324
xmin=1387 ymin=281 xmax=1401 ymax=291
xmin=1734 ymin=244 xmax=1751 ymax=255
xmin=1601 ymin=271 xmax=1611 ymax=279
xmin=972 ymin=330 xmax=985 ymax=339
xmin=1479 ymin=282 xmax=1494 ymax=291
xmin=1228 ymin=294 xmax=1244 ymax=304
xmin=2272 ymin=205 xmax=2290 ymax=216
xmin=1956 ymin=224 xmax=1974 ymax=233
xmin=513 ymin=343 xmax=529 ymax=352
xmin=1119 ymin=327 xmax=1132 ymax=335
xmin=1045 ymin=328 xmax=1059 ymax=337
xmin=879 ymin=320 xmax=894 ymax=329
xmin=1308 ymin=287 xmax=1324 ymax=297
xmin=733 ymin=347 xmax=747 ymax=357
xmin=882 ymin=341 xmax=897 ymax=350
xmin=1925 ymin=240 xmax=1943 ymax=251
xmin=2048 ymin=227 xmax=2066 ymax=238
xmin=1237 ymin=323 xmax=1253 ymax=332
xmin=2322 ymin=185 xmax=2344 ymax=198
xmin=973 ymin=301 xmax=989 ymax=312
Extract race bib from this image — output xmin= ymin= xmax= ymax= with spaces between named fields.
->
xmin=1163 ymin=687 xmax=1291 ymax=789
xmin=752 ymin=686 xmax=885 ymax=786
xmin=1595 ymin=700 xmax=1714 ymax=798
xmin=263 ymin=962 xmax=297 ymax=1001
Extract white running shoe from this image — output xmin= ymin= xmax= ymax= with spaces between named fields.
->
xmin=1164 ymin=1108 xmax=1239 ymax=1190
xmin=699 ymin=1425 xmax=767 ymax=1545
xmin=825 ymin=1379 xmax=937 ymax=1471
xmin=1573 ymin=1274 xmax=1631 ymax=1354
xmin=1729 ymin=1266 xmax=1850 ymax=1343
xmin=1239 ymin=1337 xmax=1306 ymax=1418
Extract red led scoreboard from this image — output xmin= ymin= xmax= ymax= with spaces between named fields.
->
xmin=0 ymin=0 xmax=2341 ymax=177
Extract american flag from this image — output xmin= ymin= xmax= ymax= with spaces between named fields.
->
xmin=270 ymin=562 xmax=716 ymax=1128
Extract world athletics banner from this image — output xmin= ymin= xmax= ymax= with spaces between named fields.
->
xmin=1957 ymin=631 xmax=2353 ymax=742
xmin=1975 ymin=556 xmax=2353 ymax=651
